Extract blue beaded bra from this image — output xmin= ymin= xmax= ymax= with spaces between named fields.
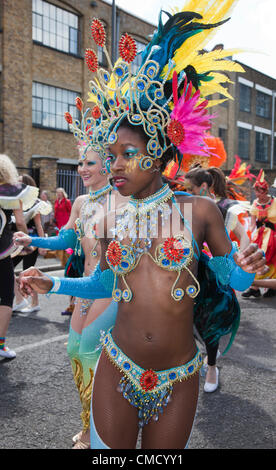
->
xmin=105 ymin=184 xmax=200 ymax=302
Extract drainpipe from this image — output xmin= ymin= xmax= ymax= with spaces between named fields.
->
xmin=111 ymin=0 xmax=117 ymax=65
xmin=271 ymin=91 xmax=275 ymax=170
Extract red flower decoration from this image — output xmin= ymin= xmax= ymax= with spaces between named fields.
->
xmin=85 ymin=49 xmax=98 ymax=73
xmin=75 ymin=97 xmax=83 ymax=112
xmin=140 ymin=370 xmax=158 ymax=392
xmin=163 ymin=237 xmax=184 ymax=263
xmin=64 ymin=112 xmax=73 ymax=124
xmin=92 ymin=105 xmax=101 ymax=119
xmin=91 ymin=18 xmax=106 ymax=47
xmin=106 ymin=241 xmax=122 ymax=267
xmin=167 ymin=120 xmax=185 ymax=146
xmin=119 ymin=33 xmax=137 ymax=63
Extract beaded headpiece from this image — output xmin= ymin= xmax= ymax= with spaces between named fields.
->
xmin=65 ymin=0 xmax=244 ymax=170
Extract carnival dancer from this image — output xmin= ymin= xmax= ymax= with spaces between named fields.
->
xmin=242 ymin=170 xmax=276 ymax=298
xmin=18 ymin=2 xmax=267 ymax=449
xmin=184 ymin=166 xmax=250 ymax=393
xmin=0 ymin=154 xmax=38 ymax=358
xmin=14 ymin=138 xmax=125 ymax=448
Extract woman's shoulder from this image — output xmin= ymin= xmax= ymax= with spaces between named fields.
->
xmin=174 ymin=193 xmax=217 ymax=210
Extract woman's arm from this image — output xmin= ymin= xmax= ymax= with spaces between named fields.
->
xmin=253 ymin=278 xmax=276 ymax=289
xmin=201 ymin=198 xmax=266 ymax=290
xmin=33 ymin=213 xmax=45 ymax=238
xmin=13 ymin=196 xmax=84 ymax=249
xmin=13 ymin=203 xmax=28 ymax=234
xmin=232 ymin=220 xmax=250 ymax=251
xmin=18 ymin=214 xmax=113 ymax=300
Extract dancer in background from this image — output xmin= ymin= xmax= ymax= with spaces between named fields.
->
xmin=184 ymin=166 xmax=250 ymax=392
xmin=0 ymin=155 xmax=37 ymax=358
xmin=14 ymin=131 xmax=125 ymax=448
xmin=242 ymin=170 xmax=276 ymax=298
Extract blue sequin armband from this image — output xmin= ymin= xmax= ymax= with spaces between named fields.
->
xmin=30 ymin=228 xmax=77 ymax=250
xmin=208 ymin=243 xmax=255 ymax=292
xmin=47 ymin=262 xmax=114 ymax=299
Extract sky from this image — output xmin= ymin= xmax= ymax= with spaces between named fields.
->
xmin=107 ymin=0 xmax=276 ymax=80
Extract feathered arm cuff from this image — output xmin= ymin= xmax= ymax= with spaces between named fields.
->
xmin=29 ymin=228 xmax=77 ymax=250
xmin=208 ymin=243 xmax=255 ymax=291
xmin=47 ymin=262 xmax=114 ymax=299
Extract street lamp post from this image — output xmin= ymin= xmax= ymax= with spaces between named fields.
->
xmin=111 ymin=0 xmax=117 ymax=65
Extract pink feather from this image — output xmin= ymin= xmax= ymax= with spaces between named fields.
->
xmin=169 ymin=82 xmax=215 ymax=157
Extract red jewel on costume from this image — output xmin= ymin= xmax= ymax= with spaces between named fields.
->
xmin=140 ymin=370 xmax=158 ymax=392
xmin=91 ymin=18 xmax=106 ymax=47
xmin=163 ymin=237 xmax=184 ymax=263
xmin=119 ymin=33 xmax=137 ymax=63
xmin=64 ymin=112 xmax=73 ymax=124
xmin=85 ymin=49 xmax=98 ymax=73
xmin=167 ymin=120 xmax=185 ymax=146
xmin=75 ymin=97 xmax=83 ymax=112
xmin=92 ymin=105 xmax=101 ymax=119
xmin=106 ymin=240 xmax=122 ymax=266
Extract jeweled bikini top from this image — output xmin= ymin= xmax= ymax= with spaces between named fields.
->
xmin=105 ymin=184 xmax=200 ymax=303
xmin=74 ymin=183 xmax=112 ymax=257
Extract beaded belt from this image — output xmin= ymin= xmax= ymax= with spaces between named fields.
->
xmin=101 ymin=329 xmax=203 ymax=427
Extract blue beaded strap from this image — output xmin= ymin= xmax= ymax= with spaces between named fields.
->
xmin=171 ymin=196 xmax=200 ymax=261
xmin=208 ymin=242 xmax=255 ymax=291
xmin=29 ymin=228 xmax=77 ymax=250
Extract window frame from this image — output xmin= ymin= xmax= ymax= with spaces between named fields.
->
xmin=256 ymin=90 xmax=271 ymax=119
xmin=32 ymin=82 xmax=79 ymax=132
xmin=255 ymin=131 xmax=269 ymax=162
xmin=32 ymin=0 xmax=80 ymax=56
xmin=239 ymin=83 xmax=252 ymax=113
xmin=237 ymin=126 xmax=250 ymax=160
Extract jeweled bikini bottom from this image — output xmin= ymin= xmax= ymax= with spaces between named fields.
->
xmin=101 ymin=329 xmax=203 ymax=427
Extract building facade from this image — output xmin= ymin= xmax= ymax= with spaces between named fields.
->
xmin=0 ymin=0 xmax=275 ymax=202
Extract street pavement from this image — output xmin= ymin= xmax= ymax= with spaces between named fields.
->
xmin=0 ymin=257 xmax=275 ymax=450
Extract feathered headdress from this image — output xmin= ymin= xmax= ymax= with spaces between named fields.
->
xmin=178 ymin=134 xmax=227 ymax=172
xmin=66 ymin=0 xmax=244 ymax=170
xmin=254 ymin=169 xmax=269 ymax=191
xmin=228 ymin=155 xmax=256 ymax=185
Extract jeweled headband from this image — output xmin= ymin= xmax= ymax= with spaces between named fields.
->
xmin=65 ymin=0 xmax=244 ymax=170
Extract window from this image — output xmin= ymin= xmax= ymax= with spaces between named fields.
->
xmin=32 ymin=82 xmax=79 ymax=131
xmin=239 ymin=83 xmax=251 ymax=112
xmin=132 ymin=40 xmax=147 ymax=74
xmin=32 ymin=0 xmax=79 ymax=55
xmin=255 ymin=131 xmax=269 ymax=162
xmin=238 ymin=127 xmax=250 ymax=160
xmin=218 ymin=128 xmax=227 ymax=149
xmin=256 ymin=91 xmax=271 ymax=118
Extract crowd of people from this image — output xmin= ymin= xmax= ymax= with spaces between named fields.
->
xmin=1 ymin=0 xmax=275 ymax=450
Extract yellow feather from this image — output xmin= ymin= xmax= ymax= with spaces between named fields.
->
xmin=162 ymin=0 xmax=240 ymax=79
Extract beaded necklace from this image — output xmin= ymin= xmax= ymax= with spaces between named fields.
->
xmin=112 ymin=183 xmax=174 ymax=252
xmin=107 ymin=184 xmax=200 ymax=302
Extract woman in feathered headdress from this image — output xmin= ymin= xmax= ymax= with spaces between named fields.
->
xmin=242 ymin=170 xmax=276 ymax=298
xmin=18 ymin=1 xmax=266 ymax=449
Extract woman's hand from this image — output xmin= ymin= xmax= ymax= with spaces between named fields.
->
xmin=13 ymin=231 xmax=32 ymax=247
xmin=234 ymin=243 xmax=268 ymax=276
xmin=18 ymin=267 xmax=53 ymax=296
